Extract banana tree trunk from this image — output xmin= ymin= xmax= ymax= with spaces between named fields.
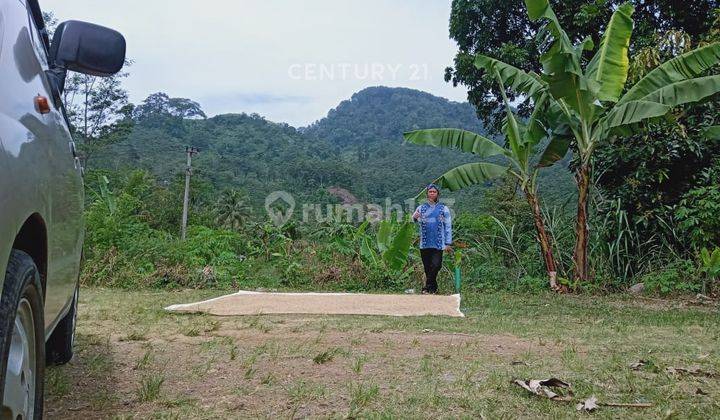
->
xmin=525 ymin=190 xmax=559 ymax=290
xmin=573 ymin=163 xmax=591 ymax=284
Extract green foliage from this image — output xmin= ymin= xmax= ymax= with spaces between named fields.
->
xmin=82 ymin=170 xmax=248 ymax=288
xmin=700 ymin=247 xmax=720 ymax=292
xmin=81 ymin=167 xmax=424 ymax=292
xmin=676 ymin=163 xmax=720 ymax=249
xmin=214 ymin=189 xmax=252 ymax=231
xmin=640 ymin=260 xmax=699 ymax=296
xmin=699 ymin=245 xmax=720 ymax=293
xmin=353 ymin=219 xmax=415 ymax=273
xmin=475 ymin=0 xmax=720 ymax=282
xmin=595 ymin=15 xmax=720 ymax=256
xmin=382 ymin=222 xmax=415 ymax=271
xmin=445 ymin=0 xmax=718 ymax=132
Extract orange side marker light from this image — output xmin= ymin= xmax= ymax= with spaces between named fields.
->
xmin=34 ymin=94 xmax=51 ymax=114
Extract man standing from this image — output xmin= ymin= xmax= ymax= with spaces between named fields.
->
xmin=412 ymin=184 xmax=452 ymax=294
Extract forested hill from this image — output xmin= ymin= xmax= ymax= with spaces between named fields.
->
xmin=91 ymin=87 xmax=574 ymax=210
xmin=303 ymin=86 xmax=574 ymax=206
xmin=303 ymin=86 xmax=486 ymax=145
xmin=301 ymin=86 xmax=504 ymax=205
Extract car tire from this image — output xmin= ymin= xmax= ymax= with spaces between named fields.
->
xmin=46 ymin=283 xmax=78 ymax=365
xmin=0 ymin=250 xmax=45 ymax=420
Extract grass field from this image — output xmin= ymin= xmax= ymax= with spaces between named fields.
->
xmin=44 ymin=288 xmax=719 ymax=419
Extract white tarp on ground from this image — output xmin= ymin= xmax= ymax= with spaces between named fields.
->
xmin=165 ymin=290 xmax=464 ymax=317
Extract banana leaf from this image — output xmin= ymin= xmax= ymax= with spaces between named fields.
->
xmin=376 ymin=220 xmax=391 ymax=253
xmin=432 ymin=162 xmax=509 ymax=191
xmin=586 ymin=2 xmax=634 ymax=102
xmin=382 ymin=222 xmax=415 ymax=271
xmin=403 ymin=128 xmax=507 ymax=158
xmin=636 ymin=75 xmax=720 ymax=107
xmin=474 ymin=54 xmax=546 ymax=98
xmin=603 ymin=100 xmax=672 ymax=129
xmin=617 ymin=42 xmax=720 ymax=105
xmin=537 ymin=135 xmax=571 ymax=167
xmin=702 ymin=125 xmax=720 ymax=140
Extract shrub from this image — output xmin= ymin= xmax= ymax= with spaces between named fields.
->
xmin=640 ymin=260 xmax=699 ymax=296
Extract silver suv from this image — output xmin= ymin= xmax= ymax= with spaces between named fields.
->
xmin=0 ymin=1 xmax=125 ymax=418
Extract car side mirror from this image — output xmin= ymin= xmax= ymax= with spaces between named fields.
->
xmin=49 ymin=20 xmax=126 ymax=77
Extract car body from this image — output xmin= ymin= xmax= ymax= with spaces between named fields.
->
xmin=0 ymin=0 xmax=83 ymax=347
xmin=1 ymin=1 xmax=125 ymax=417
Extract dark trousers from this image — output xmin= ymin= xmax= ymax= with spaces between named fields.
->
xmin=420 ymin=248 xmax=443 ymax=293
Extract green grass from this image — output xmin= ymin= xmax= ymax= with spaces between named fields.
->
xmin=137 ymin=374 xmax=165 ymax=402
xmin=348 ymin=381 xmax=379 ymax=417
xmin=44 ymin=287 xmax=720 ymax=418
xmin=45 ymin=367 xmax=71 ymax=397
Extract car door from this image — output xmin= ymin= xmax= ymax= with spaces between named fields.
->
xmin=1 ymin=0 xmax=83 ymax=328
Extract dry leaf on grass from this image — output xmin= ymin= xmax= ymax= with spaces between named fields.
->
xmin=629 ymin=359 xmax=659 ymax=373
xmin=666 ymin=365 xmax=717 ymax=378
xmin=512 ymin=378 xmax=573 ymax=401
xmin=629 ymin=360 xmax=646 ymax=370
xmin=514 ymin=378 xmax=654 ymax=411
xmin=576 ymin=396 xmax=598 ymax=412
xmin=601 ymin=402 xmax=653 ymax=408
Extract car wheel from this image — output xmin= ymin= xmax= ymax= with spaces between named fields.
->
xmin=0 ymin=250 xmax=45 ymax=420
xmin=46 ymin=283 xmax=78 ymax=365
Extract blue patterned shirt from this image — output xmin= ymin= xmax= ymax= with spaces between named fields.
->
xmin=412 ymin=201 xmax=452 ymax=250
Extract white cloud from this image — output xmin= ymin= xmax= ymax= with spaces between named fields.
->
xmin=41 ymin=0 xmax=468 ymax=126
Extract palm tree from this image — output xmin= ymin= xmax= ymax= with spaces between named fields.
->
xmin=470 ymin=0 xmax=720 ymax=283
xmin=214 ymin=190 xmax=252 ymax=232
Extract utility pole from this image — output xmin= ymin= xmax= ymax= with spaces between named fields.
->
xmin=181 ymin=146 xmax=199 ymax=240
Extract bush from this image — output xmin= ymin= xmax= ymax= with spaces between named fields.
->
xmin=640 ymin=260 xmax=699 ymax=296
xmin=677 ymin=177 xmax=720 ymax=250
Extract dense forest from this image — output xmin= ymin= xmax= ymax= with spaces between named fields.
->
xmin=90 ymin=87 xmax=575 ymax=212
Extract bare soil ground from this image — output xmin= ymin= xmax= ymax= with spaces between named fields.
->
xmin=44 ymin=288 xmax=720 ymax=419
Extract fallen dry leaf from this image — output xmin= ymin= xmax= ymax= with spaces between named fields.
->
xmin=513 ymin=378 xmax=573 ymax=401
xmin=601 ymin=401 xmax=653 ymax=408
xmin=576 ymin=396 xmax=598 ymax=412
xmin=629 ymin=359 xmax=659 ymax=373
xmin=666 ymin=365 xmax=717 ymax=378
xmin=629 ymin=360 xmax=646 ymax=370
xmin=514 ymin=378 xmax=654 ymax=412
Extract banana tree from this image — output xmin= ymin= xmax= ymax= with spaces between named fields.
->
xmin=473 ymin=0 xmax=720 ymax=282
xmin=355 ymin=219 xmax=415 ymax=272
xmin=403 ymin=89 xmax=565 ymax=289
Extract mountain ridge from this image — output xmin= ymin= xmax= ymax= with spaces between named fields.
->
xmin=91 ymin=86 xmax=574 ymax=211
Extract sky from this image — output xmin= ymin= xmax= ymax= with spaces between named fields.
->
xmin=41 ymin=0 xmax=469 ymax=127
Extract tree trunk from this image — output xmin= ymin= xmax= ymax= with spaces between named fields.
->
xmin=573 ymin=163 xmax=591 ymax=284
xmin=525 ymin=191 xmax=559 ymax=290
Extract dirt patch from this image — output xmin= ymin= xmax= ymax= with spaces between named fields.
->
xmin=45 ymin=314 xmax=551 ymax=418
